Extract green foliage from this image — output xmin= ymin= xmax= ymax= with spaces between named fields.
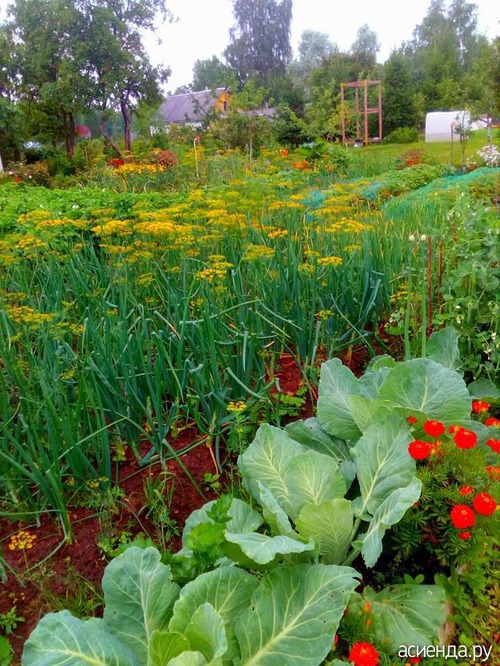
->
xmin=383 ymin=127 xmax=420 ymax=145
xmin=224 ymin=0 xmax=293 ymax=84
xmin=0 ymin=636 xmax=13 ymax=666
xmin=0 ymin=606 xmax=25 ymax=635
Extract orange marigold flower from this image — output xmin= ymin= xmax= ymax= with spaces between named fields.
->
xmin=424 ymin=419 xmax=445 ymax=437
xmin=453 ymin=427 xmax=477 ymax=449
xmin=472 ymin=492 xmax=497 ymax=516
xmin=472 ymin=400 xmax=490 ymax=413
xmin=348 ymin=642 xmax=380 ymax=666
xmin=450 ymin=505 xmax=475 ymax=529
xmin=486 ymin=438 xmax=500 ymax=454
xmin=486 ymin=466 xmax=500 ymax=480
xmin=485 ymin=417 xmax=500 ymax=428
xmin=408 ymin=439 xmax=431 ymax=460
xmin=459 ymin=485 xmax=474 ymax=495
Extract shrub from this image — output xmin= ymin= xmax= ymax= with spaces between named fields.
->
xmin=383 ymin=127 xmax=420 ymax=144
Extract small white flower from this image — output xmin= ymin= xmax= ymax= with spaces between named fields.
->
xmin=72 ymin=204 xmax=79 ymax=210
xmin=420 ymin=234 xmax=427 ymax=241
xmin=408 ymin=234 xmax=415 ymax=241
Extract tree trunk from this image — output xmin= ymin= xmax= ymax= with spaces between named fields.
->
xmin=120 ymin=98 xmax=131 ymax=152
xmin=62 ymin=112 xmax=75 ymax=157
xmin=99 ymin=119 xmax=122 ymax=157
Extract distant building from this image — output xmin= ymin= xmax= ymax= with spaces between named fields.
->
xmin=157 ymin=88 xmax=230 ymax=128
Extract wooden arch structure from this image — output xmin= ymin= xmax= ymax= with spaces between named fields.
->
xmin=340 ymin=80 xmax=382 ymax=145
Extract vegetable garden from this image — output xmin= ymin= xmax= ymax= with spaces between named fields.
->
xmin=0 ymin=137 xmax=499 ymax=665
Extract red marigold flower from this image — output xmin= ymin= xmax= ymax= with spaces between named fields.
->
xmin=348 ymin=642 xmax=380 ymax=666
xmin=486 ymin=466 xmax=500 ymax=480
xmin=459 ymin=485 xmax=474 ymax=495
xmin=407 ymin=415 xmax=418 ymax=424
xmin=453 ymin=427 xmax=477 ymax=449
xmin=281 ymin=148 xmax=289 ymax=156
xmin=458 ymin=531 xmax=472 ymax=540
xmin=424 ymin=419 xmax=445 ymax=437
xmin=472 ymin=400 xmax=490 ymax=414
xmin=485 ymin=417 xmax=500 ymax=428
xmin=409 ymin=658 xmax=422 ymax=664
xmin=472 ymin=492 xmax=497 ymax=516
xmin=486 ymin=438 xmax=500 ymax=454
xmin=450 ymin=504 xmax=476 ymax=529
xmin=408 ymin=439 xmax=432 ymax=460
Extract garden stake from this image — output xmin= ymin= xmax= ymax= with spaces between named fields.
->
xmin=427 ymin=235 xmax=433 ymax=337
xmin=438 ymin=237 xmax=443 ymax=314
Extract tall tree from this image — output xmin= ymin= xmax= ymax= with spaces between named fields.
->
xmin=350 ymin=24 xmax=380 ymax=70
xmin=192 ymin=56 xmax=236 ymax=92
xmin=224 ymin=0 xmax=293 ymax=85
xmin=382 ymin=52 xmax=418 ymax=134
xmin=78 ymin=0 xmax=171 ymax=152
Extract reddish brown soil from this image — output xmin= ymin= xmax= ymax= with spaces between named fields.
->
xmin=0 ymin=341 xmax=393 ymax=663
xmin=0 ymin=431 xmax=219 ymax=664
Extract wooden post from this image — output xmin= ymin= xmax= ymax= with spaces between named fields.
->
xmin=363 ymin=80 xmax=369 ymax=145
xmin=378 ymin=83 xmax=383 ymax=141
xmin=341 ymin=84 xmax=346 ymax=144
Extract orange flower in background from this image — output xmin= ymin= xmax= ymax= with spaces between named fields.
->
xmin=486 ymin=438 xmax=500 ymax=454
xmin=408 ymin=440 xmax=431 ymax=460
xmin=459 ymin=485 xmax=474 ymax=496
xmin=424 ymin=420 xmax=445 ymax=437
xmin=472 ymin=492 xmax=497 ymax=516
xmin=452 ymin=427 xmax=477 ymax=449
xmin=348 ymin=642 xmax=380 ymax=666
xmin=472 ymin=400 xmax=490 ymax=414
xmin=450 ymin=505 xmax=475 ymax=529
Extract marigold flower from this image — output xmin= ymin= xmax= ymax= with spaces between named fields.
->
xmin=472 ymin=400 xmax=490 ymax=414
xmin=407 ymin=415 xmax=418 ymax=424
xmin=472 ymin=492 xmax=497 ymax=516
xmin=450 ymin=504 xmax=475 ymax=529
xmin=423 ymin=419 xmax=445 ymax=437
xmin=486 ymin=438 xmax=500 ymax=454
xmin=459 ymin=485 xmax=474 ymax=496
xmin=485 ymin=417 xmax=500 ymax=428
xmin=408 ymin=439 xmax=431 ymax=460
xmin=486 ymin=466 xmax=500 ymax=480
xmin=458 ymin=531 xmax=472 ymax=540
xmin=348 ymin=642 xmax=380 ymax=666
xmin=453 ymin=427 xmax=477 ymax=449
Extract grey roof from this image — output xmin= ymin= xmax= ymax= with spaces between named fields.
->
xmin=158 ymin=88 xmax=226 ymax=125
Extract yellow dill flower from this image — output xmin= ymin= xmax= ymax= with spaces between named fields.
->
xmin=242 ymin=244 xmax=275 ymax=261
xmin=16 ymin=234 xmax=48 ymax=251
xmin=298 ymin=263 xmax=315 ymax=275
xmin=318 ymin=256 xmax=343 ymax=267
xmin=267 ymin=229 xmax=288 ymax=239
xmin=316 ymin=309 xmax=334 ymax=321
xmin=5 ymin=305 xmax=54 ymax=327
xmin=8 ymin=530 xmax=37 ymax=551
xmin=227 ymin=400 xmax=246 ymax=413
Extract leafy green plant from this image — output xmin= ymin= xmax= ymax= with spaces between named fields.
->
xmin=0 ymin=636 xmax=13 ymax=666
xmin=0 ymin=606 xmax=24 ymax=635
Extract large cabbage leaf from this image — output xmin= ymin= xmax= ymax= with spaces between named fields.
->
xmin=22 ymin=612 xmax=139 ymax=666
xmin=169 ymin=567 xmax=258 ymax=664
xmin=234 ymin=564 xmax=360 ymax=666
xmin=103 ymin=547 xmax=179 ymax=663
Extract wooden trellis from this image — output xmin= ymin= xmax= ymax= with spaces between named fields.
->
xmin=340 ymin=80 xmax=382 ymax=145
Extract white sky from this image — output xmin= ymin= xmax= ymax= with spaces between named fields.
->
xmin=146 ymin=0 xmax=499 ymax=92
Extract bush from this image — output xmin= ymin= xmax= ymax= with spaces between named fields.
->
xmin=383 ymin=127 xmax=420 ymax=144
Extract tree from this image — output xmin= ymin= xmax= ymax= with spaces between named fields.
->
xmin=5 ymin=0 xmax=91 ymax=155
xmin=224 ymin=0 xmax=293 ymax=84
xmin=382 ymin=52 xmax=417 ymax=135
xmin=192 ymin=56 xmax=235 ymax=92
xmin=350 ymin=24 xmax=380 ymax=70
xmin=79 ymin=0 xmax=171 ymax=152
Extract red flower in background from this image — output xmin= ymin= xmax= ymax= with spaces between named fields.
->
xmin=424 ymin=420 xmax=445 ymax=437
xmin=458 ymin=531 xmax=472 ymax=540
xmin=459 ymin=485 xmax=474 ymax=496
xmin=407 ymin=415 xmax=418 ymax=425
xmin=450 ymin=505 xmax=475 ymax=529
xmin=486 ymin=438 xmax=500 ymax=454
xmin=348 ymin=642 xmax=380 ymax=666
xmin=472 ymin=492 xmax=497 ymax=516
xmin=472 ymin=400 xmax=490 ymax=414
xmin=452 ymin=427 xmax=477 ymax=449
xmin=485 ymin=417 xmax=500 ymax=428
xmin=408 ymin=440 xmax=432 ymax=460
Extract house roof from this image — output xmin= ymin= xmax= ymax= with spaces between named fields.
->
xmin=158 ymin=88 xmax=227 ymax=125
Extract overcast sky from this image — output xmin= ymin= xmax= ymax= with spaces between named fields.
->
xmin=145 ymin=0 xmax=499 ymax=92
